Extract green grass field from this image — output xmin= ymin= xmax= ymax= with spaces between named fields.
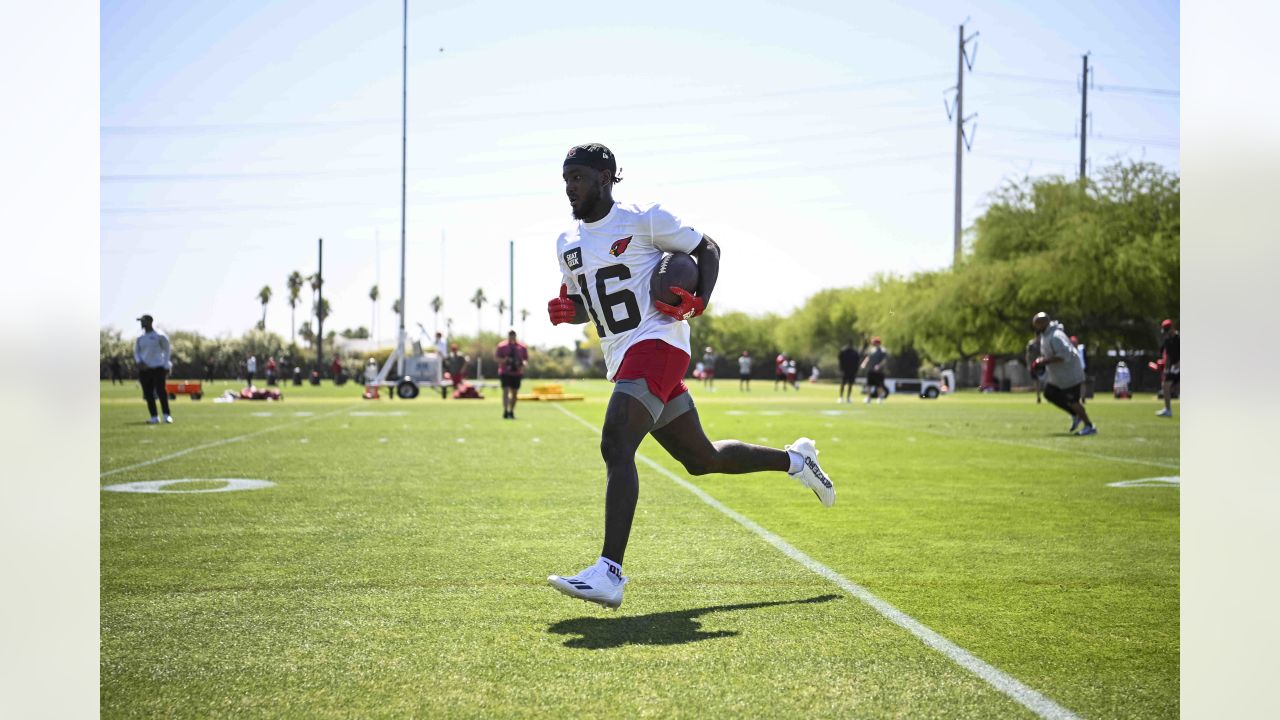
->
xmin=100 ymin=378 xmax=1178 ymax=719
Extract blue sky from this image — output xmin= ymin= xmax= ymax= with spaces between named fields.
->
xmin=101 ymin=0 xmax=1178 ymax=349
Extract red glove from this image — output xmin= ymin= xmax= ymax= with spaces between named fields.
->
xmin=654 ymin=286 xmax=706 ymax=321
xmin=1031 ymin=357 xmax=1045 ymax=372
xmin=547 ymin=284 xmax=577 ymax=325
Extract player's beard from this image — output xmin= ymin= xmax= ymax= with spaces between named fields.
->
xmin=570 ymin=185 xmax=599 ymax=220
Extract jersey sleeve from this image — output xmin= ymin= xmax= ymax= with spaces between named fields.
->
xmin=647 ymin=204 xmax=703 ymax=254
xmin=555 ymin=234 xmax=578 ymax=296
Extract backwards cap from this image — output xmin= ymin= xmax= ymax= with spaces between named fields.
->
xmin=563 ymin=143 xmax=617 ymax=173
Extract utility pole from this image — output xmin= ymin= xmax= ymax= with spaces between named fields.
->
xmin=1079 ymin=52 xmax=1091 ymax=183
xmin=945 ymin=21 xmax=979 ymax=266
xmin=508 ymin=240 xmax=515 ymax=328
xmin=315 ymin=237 xmax=324 ymax=371
xmin=396 ymin=0 xmax=408 ymax=377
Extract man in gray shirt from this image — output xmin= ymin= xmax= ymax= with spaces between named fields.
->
xmin=134 ymin=314 xmax=173 ymax=424
xmin=1031 ymin=312 xmax=1095 ymax=435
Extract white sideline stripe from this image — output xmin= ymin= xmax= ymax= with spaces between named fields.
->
xmin=552 ymin=404 xmax=1082 ymax=720
xmin=853 ymin=416 xmax=1179 ymax=470
xmin=100 ymin=405 xmax=356 ymax=478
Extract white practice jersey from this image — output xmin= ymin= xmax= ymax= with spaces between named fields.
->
xmin=557 ymin=202 xmax=703 ymax=380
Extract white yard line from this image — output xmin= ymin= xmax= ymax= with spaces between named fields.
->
xmin=553 ymin=403 xmax=1083 ymax=720
xmin=100 ymin=404 xmax=357 ymax=479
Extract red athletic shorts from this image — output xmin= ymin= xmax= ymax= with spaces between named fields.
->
xmin=614 ymin=339 xmax=691 ymax=402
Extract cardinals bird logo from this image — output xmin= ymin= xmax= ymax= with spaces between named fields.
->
xmin=609 ymin=236 xmax=632 ymax=257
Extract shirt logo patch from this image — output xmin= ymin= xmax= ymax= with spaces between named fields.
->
xmin=609 ymin=236 xmax=632 ymax=257
xmin=564 ymin=248 xmax=583 ymax=270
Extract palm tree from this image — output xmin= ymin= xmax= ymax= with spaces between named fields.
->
xmin=430 ymin=296 xmax=443 ymax=333
xmin=520 ymin=308 xmax=529 ymax=338
xmin=257 ymin=285 xmax=272 ymax=331
xmin=391 ymin=298 xmax=402 ymax=318
xmin=470 ymin=288 xmax=487 ymax=379
xmin=369 ymin=285 xmax=380 ymax=343
xmin=287 ymin=271 xmax=304 ymax=344
xmin=496 ymin=299 xmax=508 ymax=333
xmin=298 ymin=321 xmax=315 ymax=347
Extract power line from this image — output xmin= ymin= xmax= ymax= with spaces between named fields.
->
xmin=101 ymin=73 xmax=952 ymax=136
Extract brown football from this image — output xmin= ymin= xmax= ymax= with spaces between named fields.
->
xmin=650 ymin=252 xmax=699 ymax=307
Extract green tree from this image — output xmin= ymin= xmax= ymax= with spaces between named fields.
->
xmin=470 ymin=289 xmax=488 ymax=378
xmin=287 ymin=271 xmax=304 ymax=344
xmin=369 ymin=285 xmax=380 ymax=342
xmin=257 ymin=285 xmax=272 ymax=331
xmin=496 ymin=298 xmax=508 ymax=332
xmin=430 ymin=296 xmax=443 ymax=333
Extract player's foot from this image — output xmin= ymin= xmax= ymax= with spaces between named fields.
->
xmin=864 ymin=396 xmax=871 ymax=404
xmin=785 ymin=437 xmax=835 ymax=507
xmin=1155 ymin=408 xmax=1172 ymax=417
xmin=1077 ymin=424 xmax=1098 ymax=436
xmin=547 ymin=563 xmax=627 ymax=610
xmin=1070 ymin=415 xmax=1082 ymax=432
xmin=164 ymin=415 xmax=174 ymax=424
xmin=146 ymin=416 xmax=160 ymax=424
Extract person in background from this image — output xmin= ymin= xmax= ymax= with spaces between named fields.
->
xmin=245 ymin=354 xmax=257 ymax=386
xmin=495 ymin=329 xmax=529 ymax=419
xmin=837 ymin=339 xmax=860 ymax=404
xmin=1025 ymin=336 xmax=1044 ymax=404
xmin=786 ymin=359 xmax=799 ymax=390
xmin=445 ymin=344 xmax=468 ymax=399
xmin=331 ymin=355 xmax=343 ymax=380
xmin=775 ymin=352 xmax=789 ymax=391
xmin=1030 ymin=312 xmax=1096 ymax=435
xmin=1113 ymin=361 xmax=1131 ymax=399
xmin=266 ymin=356 xmax=278 ymax=385
xmin=1156 ymin=319 xmax=1179 ymax=417
xmin=701 ymin=346 xmax=717 ymax=391
xmin=738 ymin=351 xmax=752 ymax=392
xmin=109 ymin=356 xmax=124 ymax=385
xmin=861 ymin=337 xmax=889 ymax=404
xmin=134 ymin=314 xmax=173 ymax=424
xmin=434 ymin=331 xmax=448 ymax=357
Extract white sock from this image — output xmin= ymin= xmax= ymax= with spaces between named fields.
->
xmin=596 ymin=557 xmax=623 ymax=583
xmin=786 ymin=450 xmax=804 ymax=474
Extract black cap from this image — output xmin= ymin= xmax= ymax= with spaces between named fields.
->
xmin=563 ymin=143 xmax=616 ymax=173
xmin=137 ymin=314 xmax=153 ymax=323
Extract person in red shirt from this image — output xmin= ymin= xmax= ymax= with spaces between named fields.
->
xmin=494 ymin=329 xmax=529 ymax=419
xmin=775 ymin=353 xmax=789 ymax=391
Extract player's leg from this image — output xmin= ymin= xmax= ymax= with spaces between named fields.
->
xmin=651 ymin=405 xmax=788 ymax=475
xmin=651 ymin=396 xmax=834 ymax=506
xmin=547 ymin=385 xmax=654 ymax=610
xmin=509 ymin=377 xmax=521 ymax=418
xmin=141 ymin=369 xmax=159 ymax=420
xmin=157 ymin=374 xmax=172 ymax=419
xmin=598 ymin=389 xmax=658 ymax=565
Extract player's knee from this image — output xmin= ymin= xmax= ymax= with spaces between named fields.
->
xmin=599 ymin=433 xmax=634 ymax=466
xmin=678 ymin=451 xmax=719 ymax=476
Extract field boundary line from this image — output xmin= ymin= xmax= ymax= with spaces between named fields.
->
xmin=100 ymin=404 xmax=358 ymax=479
xmin=552 ymin=404 xmax=1082 ymax=720
xmin=845 ymin=415 xmax=1178 ymax=470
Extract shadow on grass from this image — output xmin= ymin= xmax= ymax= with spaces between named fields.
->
xmin=548 ymin=594 xmax=839 ymax=649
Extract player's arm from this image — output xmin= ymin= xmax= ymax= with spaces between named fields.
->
xmin=691 ymin=234 xmax=720 ymax=305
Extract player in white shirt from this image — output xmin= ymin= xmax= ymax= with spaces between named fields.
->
xmin=545 ymin=143 xmax=835 ymax=610
xmin=738 ymin=351 xmax=752 ymax=391
xmin=134 ymin=314 xmax=173 ymax=424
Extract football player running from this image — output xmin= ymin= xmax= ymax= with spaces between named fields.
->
xmin=546 ymin=143 xmax=834 ymax=610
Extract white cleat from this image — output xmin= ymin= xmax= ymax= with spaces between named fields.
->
xmin=1155 ymin=408 xmax=1172 ymax=417
xmin=164 ymin=415 xmax=174 ymax=424
xmin=786 ymin=437 xmax=835 ymax=508
xmin=146 ymin=416 xmax=160 ymax=424
xmin=547 ymin=564 xmax=627 ymax=610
